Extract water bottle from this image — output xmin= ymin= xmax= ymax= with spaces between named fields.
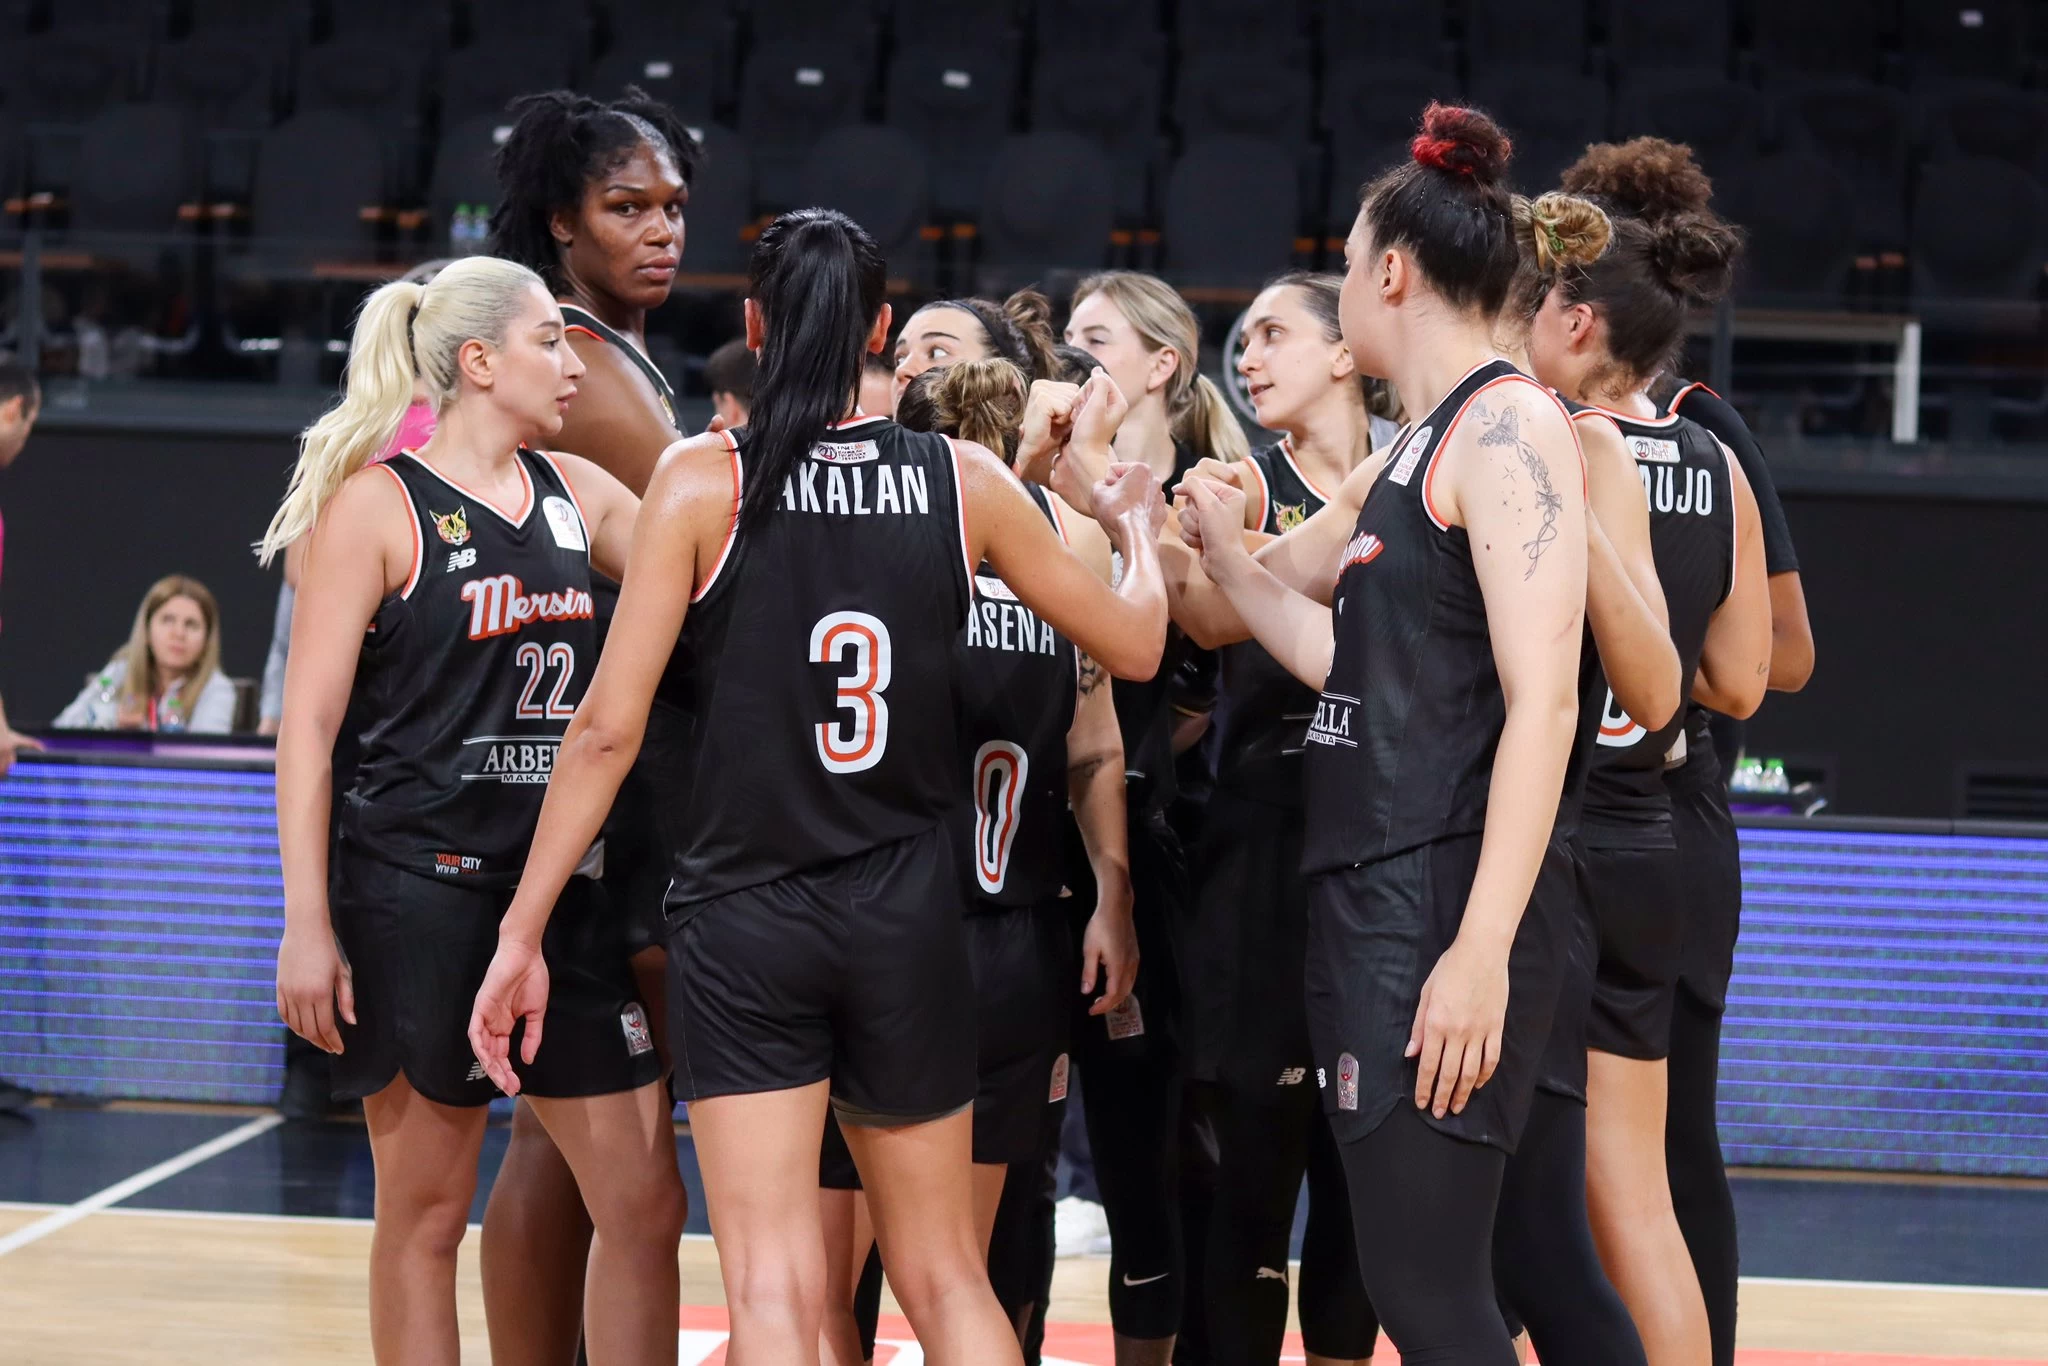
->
xmin=1763 ymin=758 xmax=1790 ymax=796
xmin=157 ymin=679 xmax=188 ymax=734
xmin=451 ymin=204 xmax=473 ymax=254
xmin=90 ymin=669 xmax=119 ymax=729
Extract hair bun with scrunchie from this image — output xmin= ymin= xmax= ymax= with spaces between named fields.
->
xmin=1409 ymin=102 xmax=1514 ymax=185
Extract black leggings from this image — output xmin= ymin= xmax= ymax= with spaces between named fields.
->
xmin=1494 ymin=1090 xmax=1647 ymax=1366
xmin=1205 ymin=1089 xmax=1378 ymax=1362
xmin=1335 ymin=1103 xmax=1515 ymax=1366
xmin=1667 ymin=982 xmax=1739 ymax=1366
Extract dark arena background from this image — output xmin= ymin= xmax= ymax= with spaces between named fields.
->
xmin=1 ymin=0 xmax=2047 ymax=1361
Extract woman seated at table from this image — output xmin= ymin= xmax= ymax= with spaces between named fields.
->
xmin=54 ymin=574 xmax=236 ymax=733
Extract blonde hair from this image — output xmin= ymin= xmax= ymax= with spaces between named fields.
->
xmin=1071 ymin=272 xmax=1251 ymax=465
xmin=257 ymin=255 xmax=547 ymax=563
xmin=1499 ymin=191 xmax=1615 ymax=346
xmin=923 ymin=358 xmax=1027 ymax=463
xmin=110 ymin=575 xmax=222 ymax=717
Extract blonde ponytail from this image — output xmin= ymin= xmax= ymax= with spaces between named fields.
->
xmin=256 ymin=254 xmax=546 ymax=564
xmin=1186 ymin=373 xmax=1250 ymax=465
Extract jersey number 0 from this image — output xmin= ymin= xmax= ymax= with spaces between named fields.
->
xmin=810 ymin=611 xmax=892 ymax=773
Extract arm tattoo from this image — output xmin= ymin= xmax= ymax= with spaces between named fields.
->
xmin=1475 ymin=403 xmax=1563 ymax=579
xmin=1077 ymin=651 xmax=1108 ymax=696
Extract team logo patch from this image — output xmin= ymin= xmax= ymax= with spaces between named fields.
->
xmin=1387 ymin=424 xmax=1433 ymax=486
xmin=543 ymin=495 xmax=586 ymax=552
xmin=431 ymin=506 xmax=471 ymax=546
xmin=620 ymin=1003 xmax=655 ymax=1057
xmin=1105 ymin=995 xmax=1146 ymax=1042
xmin=1627 ymin=434 xmax=1682 ymax=465
xmin=1049 ymin=1052 xmax=1070 ymax=1103
xmin=811 ymin=439 xmax=881 ymax=464
xmin=1336 ymin=1052 xmax=1359 ymax=1111
xmin=1273 ymin=500 xmax=1308 ymax=532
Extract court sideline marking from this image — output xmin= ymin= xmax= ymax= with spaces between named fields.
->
xmin=0 ymin=1113 xmax=282 ymax=1258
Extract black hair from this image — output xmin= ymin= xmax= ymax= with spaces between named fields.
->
xmin=488 ymin=86 xmax=703 ymax=295
xmin=739 ymin=209 xmax=889 ymax=530
xmin=1048 ymin=343 xmax=1096 ymax=385
xmin=909 ymin=290 xmax=1060 ymax=380
xmin=863 ymin=350 xmax=895 ymax=376
xmin=1360 ymin=103 xmax=1522 ymax=317
xmin=1555 ymin=212 xmax=1741 ymax=387
xmin=0 ymin=363 xmax=38 ymax=408
xmin=704 ymin=337 xmax=756 ymax=401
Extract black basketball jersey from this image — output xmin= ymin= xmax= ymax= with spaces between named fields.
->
xmin=343 ymin=449 xmax=598 ymax=887
xmin=1579 ymin=406 xmax=1736 ymax=847
xmin=654 ymin=416 xmax=973 ymax=907
xmin=1112 ymin=442 xmax=1206 ymax=820
xmin=951 ymin=483 xmax=1079 ymax=909
xmin=1303 ymin=359 xmax=1585 ymax=874
xmin=561 ymin=303 xmax=679 ymax=432
xmin=1211 ymin=438 xmax=1339 ymax=807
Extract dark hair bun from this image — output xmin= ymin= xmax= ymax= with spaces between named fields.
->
xmin=1648 ymin=212 xmax=1743 ymax=306
xmin=1562 ymin=137 xmax=1712 ymax=223
xmin=1410 ymin=103 xmax=1513 ymax=184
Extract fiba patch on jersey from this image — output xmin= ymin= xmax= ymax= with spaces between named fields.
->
xmin=1049 ymin=1052 xmax=1070 ymax=1102
xmin=543 ymin=496 xmax=587 ymax=551
xmin=620 ymin=1003 xmax=655 ymax=1057
xmin=1386 ymin=425 xmax=1433 ymax=486
xmin=1627 ymin=434 xmax=1682 ymax=465
xmin=975 ymin=573 xmax=1019 ymax=603
xmin=1336 ymin=1052 xmax=1359 ymax=1111
xmin=811 ymin=439 xmax=881 ymax=464
xmin=1106 ymin=994 xmax=1146 ymax=1041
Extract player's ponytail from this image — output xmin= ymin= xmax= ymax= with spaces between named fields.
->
xmin=257 ymin=255 xmax=545 ymax=564
xmin=1070 ymin=270 xmax=1249 ymax=464
xmin=899 ymin=356 xmax=1028 ymax=463
xmin=740 ymin=208 xmax=889 ymax=531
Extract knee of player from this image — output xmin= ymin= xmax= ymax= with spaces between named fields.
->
xmin=380 ymin=1187 xmax=475 ymax=1258
xmin=869 ymin=1242 xmax=988 ymax=1318
xmin=723 ymin=1241 xmax=829 ymax=1316
xmin=589 ymin=1165 xmax=688 ymax=1247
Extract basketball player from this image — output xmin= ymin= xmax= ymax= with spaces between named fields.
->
xmin=1168 ymin=104 xmax=1591 ymax=1365
xmin=892 ymin=291 xmax=1063 ymax=399
xmin=1562 ymin=138 xmax=1817 ymax=1366
xmin=485 ymin=86 xmax=698 ymax=1361
xmin=266 ymin=257 xmax=682 ymax=1366
xmin=1061 ymin=271 xmax=1246 ymax=1366
xmin=1178 ymin=272 xmax=1381 ymax=1366
xmin=466 ymin=209 xmax=1170 ymax=1366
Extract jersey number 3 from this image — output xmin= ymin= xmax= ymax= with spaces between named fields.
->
xmin=811 ymin=611 xmax=892 ymax=774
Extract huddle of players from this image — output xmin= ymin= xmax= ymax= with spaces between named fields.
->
xmin=267 ymin=81 xmax=1808 ymax=1366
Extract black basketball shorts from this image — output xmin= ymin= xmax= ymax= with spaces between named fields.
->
xmin=1583 ymin=842 xmax=1688 ymax=1060
xmin=1671 ymin=779 xmax=1743 ymax=1013
xmin=667 ymin=824 xmax=977 ymax=1123
xmin=329 ymin=844 xmax=661 ymax=1108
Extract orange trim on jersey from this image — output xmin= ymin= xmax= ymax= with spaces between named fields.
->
xmin=946 ymin=437 xmax=976 ymax=601
xmin=833 ymin=411 xmax=886 ymax=430
xmin=378 ymin=463 xmax=425 ymax=599
xmin=1275 ymin=433 xmax=1336 ymax=504
xmin=1423 ymin=374 xmax=1587 ymax=530
xmin=692 ymin=430 xmax=744 ymax=604
xmin=1665 ymin=381 xmax=1719 ymax=416
xmin=1045 ymin=488 xmax=1073 ymax=547
xmin=1582 ymin=399 xmax=1682 ymax=428
xmin=563 ymin=324 xmax=605 ymax=342
xmin=1238 ymin=450 xmax=1273 ymax=532
xmin=403 ymin=450 xmax=534 ymax=527
xmin=537 ymin=451 xmax=593 ymax=559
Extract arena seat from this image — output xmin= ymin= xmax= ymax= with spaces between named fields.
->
xmin=603 ymin=0 xmax=735 ymax=111
xmin=885 ymin=40 xmax=1019 ymax=220
xmin=677 ymin=122 xmax=754 ymax=277
xmin=67 ymin=103 xmax=201 ymax=238
xmin=1604 ymin=0 xmax=1732 ymax=77
xmin=1611 ymin=74 xmax=1767 ymax=183
xmin=1321 ymin=0 xmax=1453 ymax=70
xmin=1174 ymin=50 xmax=1314 ymax=146
xmin=739 ymin=38 xmax=872 ymax=210
xmin=248 ymin=110 xmax=387 ymax=248
xmin=1464 ymin=0 xmax=1593 ymax=75
xmin=1714 ymin=151 xmax=1859 ymax=305
xmin=1920 ymin=82 xmax=2048 ymax=181
xmin=1751 ymin=0 xmax=1892 ymax=85
xmin=974 ymin=130 xmax=1115 ymax=287
xmin=0 ymin=28 xmax=140 ymax=125
xmin=1033 ymin=0 xmax=1162 ymax=63
xmin=1321 ymin=62 xmax=1463 ymax=231
xmin=320 ymin=0 xmax=451 ymax=47
xmin=1173 ymin=0 xmax=1306 ymax=61
xmin=889 ymin=0 xmax=1017 ymax=50
xmin=791 ymin=125 xmax=931 ymax=275
xmin=441 ymin=37 xmax=580 ymax=129
xmin=1911 ymin=156 xmax=2048 ymax=324
xmin=1778 ymin=79 xmax=1913 ymax=253
xmin=1903 ymin=0 xmax=2033 ymax=90
xmin=744 ymin=0 xmax=880 ymax=68
xmin=1465 ymin=62 xmax=1610 ymax=192
xmin=1029 ymin=48 xmax=1165 ymax=222
xmin=425 ymin=114 xmax=511 ymax=249
xmin=1163 ymin=135 xmax=1299 ymax=288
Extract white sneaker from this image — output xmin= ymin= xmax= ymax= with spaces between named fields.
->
xmin=1054 ymin=1195 xmax=1112 ymax=1257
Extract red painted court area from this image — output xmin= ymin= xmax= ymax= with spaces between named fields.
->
xmin=675 ymin=1306 xmax=2032 ymax=1365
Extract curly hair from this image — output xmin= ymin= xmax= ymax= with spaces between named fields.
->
xmin=486 ymin=86 xmax=703 ymax=296
xmin=1561 ymin=137 xmax=1714 ymax=225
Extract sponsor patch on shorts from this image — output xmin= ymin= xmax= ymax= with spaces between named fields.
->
xmin=1336 ymin=1051 xmax=1359 ymax=1111
xmin=1105 ymin=994 xmax=1145 ymax=1041
xmin=1048 ymin=1051 xmax=1070 ymax=1102
xmin=620 ymin=1003 xmax=655 ymax=1057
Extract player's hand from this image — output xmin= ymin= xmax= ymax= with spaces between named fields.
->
xmin=1014 ymin=380 xmax=1083 ymax=487
xmin=1182 ymin=478 xmax=1253 ymax=584
xmin=276 ymin=922 xmax=354 ymax=1055
xmin=1406 ymin=935 xmax=1509 ymax=1119
xmin=1081 ymin=873 xmax=1139 ymax=1016
xmin=1069 ymin=367 xmax=1130 ymax=455
xmin=1092 ymin=461 xmax=1165 ymax=546
xmin=468 ymin=938 xmax=550 ymax=1095
xmin=0 ymin=727 xmax=42 ymax=778
xmin=1170 ymin=458 xmax=1257 ymax=529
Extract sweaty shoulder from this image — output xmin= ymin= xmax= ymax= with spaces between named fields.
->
xmin=645 ymin=431 xmax=740 ymax=525
xmin=320 ymin=460 xmax=417 ymax=595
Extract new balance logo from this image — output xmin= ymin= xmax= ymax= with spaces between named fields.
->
xmin=1277 ymin=1067 xmax=1307 ymax=1086
xmin=446 ymin=547 xmax=478 ymax=573
xmin=465 ymin=1060 xmax=487 ymax=1082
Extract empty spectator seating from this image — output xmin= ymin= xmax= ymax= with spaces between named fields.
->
xmin=791 ymin=124 xmax=930 ymax=272
xmin=1322 ymin=0 xmax=1453 ymax=70
xmin=1779 ymin=79 xmax=1913 ymax=252
xmin=1714 ymin=151 xmax=1859 ymax=303
xmin=975 ymin=130 xmax=1115 ymax=286
xmin=1464 ymin=0 xmax=1593 ymax=74
xmin=1163 ymin=136 xmax=1298 ymax=287
xmin=886 ymin=41 xmax=1018 ymax=219
xmin=1612 ymin=74 xmax=1767 ymax=184
xmin=1029 ymin=49 xmax=1165 ymax=221
xmin=1903 ymin=0 xmax=2032 ymax=89
xmin=1751 ymin=0 xmax=1893 ymax=84
xmin=1466 ymin=63 xmax=1609 ymax=192
xmin=1606 ymin=0 xmax=1733 ymax=78
xmin=739 ymin=37 xmax=871 ymax=209
xmin=1910 ymin=156 xmax=2048 ymax=322
xmin=679 ymin=121 xmax=755 ymax=275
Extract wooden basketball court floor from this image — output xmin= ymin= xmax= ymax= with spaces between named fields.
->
xmin=2 ymin=1102 xmax=2045 ymax=1364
